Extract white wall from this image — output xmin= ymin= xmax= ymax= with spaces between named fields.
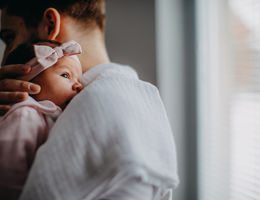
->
xmin=106 ymin=0 xmax=156 ymax=85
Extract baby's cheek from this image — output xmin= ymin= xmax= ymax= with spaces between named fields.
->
xmin=31 ymin=75 xmax=50 ymax=101
xmin=54 ymin=90 xmax=73 ymax=109
xmin=31 ymin=88 xmax=47 ymax=102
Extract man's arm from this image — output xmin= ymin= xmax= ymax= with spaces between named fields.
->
xmin=0 ymin=64 xmax=41 ymax=115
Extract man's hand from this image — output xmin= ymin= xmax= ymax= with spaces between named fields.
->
xmin=0 ymin=64 xmax=41 ymax=115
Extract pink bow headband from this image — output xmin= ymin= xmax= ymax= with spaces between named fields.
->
xmin=19 ymin=40 xmax=82 ymax=81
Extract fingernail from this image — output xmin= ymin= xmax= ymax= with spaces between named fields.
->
xmin=23 ymin=65 xmax=31 ymax=73
xmin=17 ymin=93 xmax=25 ymax=100
xmin=4 ymin=105 xmax=11 ymax=111
xmin=30 ymin=84 xmax=40 ymax=92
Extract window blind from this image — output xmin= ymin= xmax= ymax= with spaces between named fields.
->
xmin=230 ymin=0 xmax=260 ymax=199
xmin=196 ymin=0 xmax=260 ymax=199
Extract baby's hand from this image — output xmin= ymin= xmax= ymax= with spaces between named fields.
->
xmin=0 ymin=64 xmax=41 ymax=115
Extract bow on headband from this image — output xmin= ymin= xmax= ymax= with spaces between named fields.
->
xmin=19 ymin=40 xmax=82 ymax=81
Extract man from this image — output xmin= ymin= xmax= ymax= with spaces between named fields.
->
xmin=0 ymin=1 xmax=179 ymax=199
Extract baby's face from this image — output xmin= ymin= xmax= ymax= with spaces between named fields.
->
xmin=32 ymin=56 xmax=83 ymax=109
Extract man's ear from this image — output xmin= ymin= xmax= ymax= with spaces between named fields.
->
xmin=39 ymin=8 xmax=61 ymax=40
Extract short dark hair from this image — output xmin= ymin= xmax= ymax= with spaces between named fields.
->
xmin=0 ymin=0 xmax=105 ymax=31
xmin=4 ymin=40 xmax=62 ymax=66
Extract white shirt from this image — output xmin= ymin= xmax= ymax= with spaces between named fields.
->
xmin=19 ymin=63 xmax=179 ymax=200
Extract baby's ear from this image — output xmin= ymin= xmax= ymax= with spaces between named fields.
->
xmin=37 ymin=8 xmax=61 ymax=40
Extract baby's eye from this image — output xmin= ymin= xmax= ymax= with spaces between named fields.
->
xmin=60 ymin=73 xmax=70 ymax=79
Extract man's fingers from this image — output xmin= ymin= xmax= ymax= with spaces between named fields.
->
xmin=0 ymin=91 xmax=28 ymax=104
xmin=0 ymin=105 xmax=11 ymax=115
xmin=0 ymin=79 xmax=41 ymax=94
xmin=0 ymin=64 xmax=31 ymax=79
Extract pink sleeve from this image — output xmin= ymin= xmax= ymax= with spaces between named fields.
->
xmin=0 ymin=106 xmax=48 ymax=199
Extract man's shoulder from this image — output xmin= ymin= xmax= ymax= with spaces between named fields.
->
xmin=70 ymin=68 xmax=161 ymax=122
xmin=66 ymin=62 xmax=162 ymax=120
xmin=82 ymin=62 xmax=158 ymax=95
xmin=82 ymin=63 xmax=138 ymax=86
xmin=79 ymin=72 xmax=159 ymax=105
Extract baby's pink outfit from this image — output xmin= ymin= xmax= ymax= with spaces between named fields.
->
xmin=0 ymin=97 xmax=61 ymax=199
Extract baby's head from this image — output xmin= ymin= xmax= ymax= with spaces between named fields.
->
xmin=5 ymin=40 xmax=83 ymax=109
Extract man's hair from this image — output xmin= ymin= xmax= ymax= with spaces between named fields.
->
xmin=0 ymin=0 xmax=105 ymax=31
xmin=4 ymin=40 xmax=62 ymax=66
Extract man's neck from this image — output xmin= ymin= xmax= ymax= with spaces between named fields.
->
xmin=77 ymin=29 xmax=110 ymax=73
xmin=57 ymin=18 xmax=110 ymax=73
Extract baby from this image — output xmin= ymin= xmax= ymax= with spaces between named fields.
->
xmin=0 ymin=40 xmax=83 ymax=199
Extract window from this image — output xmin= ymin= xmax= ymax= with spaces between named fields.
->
xmin=197 ymin=0 xmax=260 ymax=199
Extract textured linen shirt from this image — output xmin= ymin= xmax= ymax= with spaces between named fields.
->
xmin=19 ymin=63 xmax=179 ymax=200
xmin=0 ymin=97 xmax=61 ymax=200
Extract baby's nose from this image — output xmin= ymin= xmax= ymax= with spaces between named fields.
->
xmin=72 ymin=82 xmax=83 ymax=93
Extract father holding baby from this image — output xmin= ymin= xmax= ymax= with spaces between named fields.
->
xmin=0 ymin=0 xmax=179 ymax=199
